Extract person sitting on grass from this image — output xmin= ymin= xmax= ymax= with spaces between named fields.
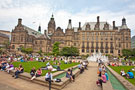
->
xmin=120 ymin=69 xmax=126 ymax=76
xmin=30 ymin=67 xmax=36 ymax=77
xmin=45 ymin=72 xmax=53 ymax=82
xmin=64 ymin=59 xmax=68 ymax=64
xmin=6 ymin=63 xmax=14 ymax=73
xmin=126 ymin=70 xmax=134 ymax=79
xmin=31 ymin=68 xmax=42 ymax=80
xmin=66 ymin=69 xmax=74 ymax=82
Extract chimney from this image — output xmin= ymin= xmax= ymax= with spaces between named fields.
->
xmin=18 ymin=18 xmax=22 ymax=26
xmin=97 ymin=16 xmax=100 ymax=23
xmin=79 ymin=22 xmax=81 ymax=28
xmin=113 ymin=21 xmax=115 ymax=28
xmin=44 ymin=30 xmax=47 ymax=35
xmin=38 ymin=25 xmax=41 ymax=33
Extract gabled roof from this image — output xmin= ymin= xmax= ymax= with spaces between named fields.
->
xmin=82 ymin=22 xmax=113 ymax=30
xmin=0 ymin=33 xmax=9 ymax=38
xmin=23 ymin=25 xmax=42 ymax=38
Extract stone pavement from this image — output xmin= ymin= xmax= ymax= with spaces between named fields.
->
xmin=0 ymin=62 xmax=101 ymax=90
xmin=63 ymin=62 xmax=101 ymax=90
xmin=0 ymin=71 xmax=54 ymax=90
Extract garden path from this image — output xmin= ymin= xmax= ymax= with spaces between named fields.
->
xmin=63 ymin=62 xmax=101 ymax=90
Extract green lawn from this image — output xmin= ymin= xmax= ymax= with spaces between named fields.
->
xmin=110 ymin=66 xmax=135 ymax=85
xmin=12 ymin=61 xmax=79 ymax=76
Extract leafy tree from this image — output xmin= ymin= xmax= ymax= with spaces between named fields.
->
xmin=131 ymin=49 xmax=135 ymax=57
xmin=122 ymin=49 xmax=132 ymax=57
xmin=20 ymin=46 xmax=33 ymax=54
xmin=60 ymin=46 xmax=79 ymax=57
xmin=37 ymin=49 xmax=42 ymax=56
xmin=0 ymin=48 xmax=3 ymax=54
xmin=25 ymin=48 xmax=33 ymax=54
xmin=52 ymin=42 xmax=60 ymax=56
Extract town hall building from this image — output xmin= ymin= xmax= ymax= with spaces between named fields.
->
xmin=10 ymin=15 xmax=131 ymax=56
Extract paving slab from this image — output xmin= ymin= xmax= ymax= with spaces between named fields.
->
xmin=63 ymin=62 xmax=101 ymax=90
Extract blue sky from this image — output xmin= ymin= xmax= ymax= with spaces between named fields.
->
xmin=0 ymin=0 xmax=135 ymax=37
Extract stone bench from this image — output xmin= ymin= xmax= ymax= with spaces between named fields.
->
xmin=9 ymin=66 xmax=80 ymax=90
xmin=102 ymin=80 xmax=113 ymax=90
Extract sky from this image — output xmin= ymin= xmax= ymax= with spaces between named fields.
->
xmin=0 ymin=0 xmax=135 ymax=37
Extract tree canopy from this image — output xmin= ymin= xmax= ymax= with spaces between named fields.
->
xmin=21 ymin=47 xmax=33 ymax=54
xmin=60 ymin=46 xmax=79 ymax=57
xmin=52 ymin=42 xmax=60 ymax=56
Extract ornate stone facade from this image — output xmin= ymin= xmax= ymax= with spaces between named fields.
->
xmin=11 ymin=15 xmax=131 ymax=56
xmin=0 ymin=32 xmax=9 ymax=47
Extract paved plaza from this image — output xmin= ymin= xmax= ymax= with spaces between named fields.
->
xmin=0 ymin=62 xmax=100 ymax=90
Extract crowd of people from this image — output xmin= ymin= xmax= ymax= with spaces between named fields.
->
xmin=96 ymin=59 xmax=108 ymax=87
xmin=120 ymin=69 xmax=134 ymax=79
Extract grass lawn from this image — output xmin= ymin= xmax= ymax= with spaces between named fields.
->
xmin=109 ymin=66 xmax=135 ymax=86
xmin=12 ymin=61 xmax=79 ymax=76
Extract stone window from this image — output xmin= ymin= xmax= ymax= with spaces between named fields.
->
xmin=126 ymin=37 xmax=128 ymax=40
xmin=87 ymin=42 xmax=89 ymax=48
xmin=82 ymin=49 xmax=85 ymax=53
xmin=96 ymin=36 xmax=98 ymax=41
xmin=82 ymin=42 xmax=85 ymax=48
xmin=86 ymin=49 xmax=89 ymax=53
xmin=100 ymin=49 xmax=103 ymax=53
xmin=91 ymin=49 xmax=94 ymax=53
xmin=110 ymin=42 xmax=113 ymax=48
xmin=105 ymin=49 xmax=108 ymax=53
xmin=21 ymin=37 xmax=23 ymax=42
xmin=13 ymin=37 xmax=15 ymax=42
xmin=101 ymin=42 xmax=103 ymax=48
xmin=35 ymin=41 xmax=37 ymax=44
xmin=126 ymin=43 xmax=128 ymax=48
xmin=118 ymin=50 xmax=120 ymax=53
xmin=96 ymin=42 xmax=98 ymax=48
xmin=12 ymin=45 xmax=15 ymax=49
xmin=40 ymin=41 xmax=42 ymax=44
xmin=119 ymin=43 xmax=121 ymax=47
xmin=110 ymin=49 xmax=113 ymax=53
xmin=96 ymin=49 xmax=98 ymax=53
xmin=74 ymin=43 xmax=76 ymax=46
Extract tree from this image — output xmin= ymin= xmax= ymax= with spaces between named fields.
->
xmin=0 ymin=48 xmax=3 ymax=54
xmin=52 ymin=42 xmax=60 ymax=56
xmin=122 ymin=49 xmax=132 ymax=57
xmin=37 ymin=49 xmax=42 ymax=56
xmin=60 ymin=46 xmax=79 ymax=57
xmin=20 ymin=46 xmax=33 ymax=54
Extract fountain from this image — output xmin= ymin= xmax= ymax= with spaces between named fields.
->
xmin=87 ymin=52 xmax=108 ymax=62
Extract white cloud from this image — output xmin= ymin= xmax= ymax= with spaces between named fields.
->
xmin=0 ymin=1 xmax=134 ymax=37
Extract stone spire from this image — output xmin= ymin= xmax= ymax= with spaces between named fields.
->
xmin=38 ymin=25 xmax=41 ymax=33
xmin=17 ymin=18 xmax=22 ymax=26
xmin=67 ymin=19 xmax=72 ymax=29
xmin=121 ymin=17 xmax=128 ymax=29
xmin=48 ymin=14 xmax=56 ymax=35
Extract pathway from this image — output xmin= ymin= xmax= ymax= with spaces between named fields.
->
xmin=63 ymin=62 xmax=101 ymax=90
xmin=0 ymin=71 xmax=54 ymax=90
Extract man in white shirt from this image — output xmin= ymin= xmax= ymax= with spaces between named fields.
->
xmin=45 ymin=72 xmax=53 ymax=81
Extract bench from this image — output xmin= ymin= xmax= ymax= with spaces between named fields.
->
xmin=102 ymin=80 xmax=113 ymax=90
